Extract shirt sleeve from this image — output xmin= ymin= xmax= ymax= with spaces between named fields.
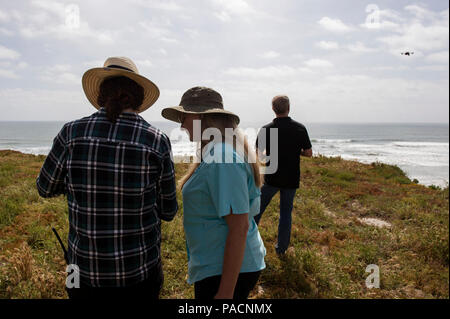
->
xmin=156 ymin=135 xmax=178 ymax=221
xmin=206 ymin=162 xmax=250 ymax=218
xmin=36 ymin=124 xmax=69 ymax=198
xmin=300 ymin=127 xmax=312 ymax=150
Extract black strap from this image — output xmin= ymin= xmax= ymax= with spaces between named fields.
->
xmin=52 ymin=227 xmax=69 ymax=265
xmin=107 ymin=64 xmax=135 ymax=73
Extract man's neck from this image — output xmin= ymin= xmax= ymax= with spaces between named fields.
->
xmin=122 ymin=108 xmax=138 ymax=114
xmin=275 ymin=114 xmax=289 ymax=119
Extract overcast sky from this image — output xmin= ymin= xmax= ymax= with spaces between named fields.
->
xmin=0 ymin=0 xmax=448 ymax=123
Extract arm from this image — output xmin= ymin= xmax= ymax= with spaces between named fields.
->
xmin=157 ymin=138 xmax=178 ymax=221
xmin=255 ymin=129 xmax=267 ymax=160
xmin=36 ymin=124 xmax=68 ymax=198
xmin=215 ymin=210 xmax=250 ymax=299
xmin=300 ymin=126 xmax=313 ymax=158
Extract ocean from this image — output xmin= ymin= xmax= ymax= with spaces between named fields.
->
xmin=0 ymin=121 xmax=448 ymax=187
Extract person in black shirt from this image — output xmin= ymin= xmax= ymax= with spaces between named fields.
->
xmin=254 ymin=95 xmax=312 ymax=255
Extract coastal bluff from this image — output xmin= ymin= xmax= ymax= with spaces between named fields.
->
xmin=0 ymin=150 xmax=448 ymax=298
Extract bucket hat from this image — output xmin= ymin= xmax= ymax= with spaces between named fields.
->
xmin=161 ymin=86 xmax=240 ymax=124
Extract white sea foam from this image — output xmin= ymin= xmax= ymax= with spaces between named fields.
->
xmin=391 ymin=141 xmax=449 ymax=148
xmin=313 ymin=138 xmax=449 ymax=187
xmin=0 ymin=146 xmax=51 ymax=155
xmin=312 ymin=138 xmax=354 ymax=143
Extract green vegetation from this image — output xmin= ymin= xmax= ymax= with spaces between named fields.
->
xmin=0 ymin=150 xmax=448 ymax=299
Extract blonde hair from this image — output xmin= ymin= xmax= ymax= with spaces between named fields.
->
xmin=178 ymin=113 xmax=262 ymax=190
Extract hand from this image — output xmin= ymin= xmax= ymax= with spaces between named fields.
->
xmin=301 ymin=148 xmax=312 ymax=157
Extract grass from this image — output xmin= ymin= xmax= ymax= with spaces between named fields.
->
xmin=0 ymin=150 xmax=448 ymax=299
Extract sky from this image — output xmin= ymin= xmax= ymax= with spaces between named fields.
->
xmin=0 ymin=0 xmax=448 ymax=123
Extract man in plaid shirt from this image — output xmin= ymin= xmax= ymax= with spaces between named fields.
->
xmin=37 ymin=107 xmax=178 ymax=291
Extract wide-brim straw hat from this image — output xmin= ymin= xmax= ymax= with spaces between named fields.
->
xmin=161 ymin=86 xmax=240 ymax=124
xmin=82 ymin=56 xmax=160 ymax=113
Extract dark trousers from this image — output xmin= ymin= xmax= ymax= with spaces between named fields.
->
xmin=254 ymin=184 xmax=297 ymax=254
xmin=194 ymin=271 xmax=261 ymax=300
xmin=66 ymin=261 xmax=164 ymax=299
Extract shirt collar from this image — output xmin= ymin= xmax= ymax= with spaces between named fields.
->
xmin=97 ymin=107 xmax=141 ymax=120
xmin=273 ymin=116 xmax=291 ymax=123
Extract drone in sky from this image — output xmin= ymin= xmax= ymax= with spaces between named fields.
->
xmin=401 ymin=52 xmax=414 ymax=56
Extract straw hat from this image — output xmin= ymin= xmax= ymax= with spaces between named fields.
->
xmin=161 ymin=86 xmax=240 ymax=124
xmin=82 ymin=57 xmax=160 ymax=113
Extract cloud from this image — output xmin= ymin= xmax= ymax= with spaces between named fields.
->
xmin=405 ymin=5 xmax=439 ymax=21
xmin=0 ymin=87 xmax=90 ymax=121
xmin=347 ymin=42 xmax=378 ymax=53
xmin=131 ymin=0 xmax=182 ymax=11
xmin=325 ymin=74 xmax=371 ymax=82
xmin=223 ymin=61 xmax=328 ymax=80
xmin=6 ymin=1 xmax=115 ymax=44
xmin=360 ymin=8 xmax=403 ymax=30
xmin=377 ymin=5 xmax=449 ymax=54
xmin=0 ymin=45 xmax=20 ymax=60
xmin=214 ymin=11 xmax=231 ymax=22
xmin=0 ymin=1 xmax=448 ymax=123
xmin=311 ymin=74 xmax=449 ymax=122
xmin=40 ymin=64 xmax=80 ymax=85
xmin=259 ymin=51 xmax=280 ymax=59
xmin=316 ymin=41 xmax=339 ymax=50
xmin=0 ymin=68 xmax=19 ymax=79
xmin=31 ymin=0 xmax=65 ymax=17
xmin=318 ymin=17 xmax=353 ymax=33
xmin=425 ymin=51 xmax=449 ymax=64
xmin=0 ymin=9 xmax=10 ymax=22
xmin=184 ymin=28 xmax=200 ymax=39
xmin=212 ymin=0 xmax=262 ymax=22
xmin=0 ymin=27 xmax=13 ymax=36
xmin=292 ymin=53 xmax=304 ymax=59
xmin=0 ymin=59 xmax=27 ymax=79
xmin=213 ymin=0 xmax=253 ymax=15
xmin=378 ymin=23 xmax=448 ymax=53
xmin=135 ymin=59 xmax=153 ymax=68
xmin=139 ymin=19 xmax=178 ymax=43
xmin=223 ymin=65 xmax=298 ymax=78
xmin=82 ymin=60 xmax=105 ymax=68
xmin=304 ymin=58 xmax=333 ymax=68
xmin=416 ymin=65 xmax=448 ymax=71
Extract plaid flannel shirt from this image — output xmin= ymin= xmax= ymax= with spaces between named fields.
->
xmin=36 ymin=108 xmax=178 ymax=287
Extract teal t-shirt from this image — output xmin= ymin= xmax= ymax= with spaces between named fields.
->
xmin=182 ymin=141 xmax=266 ymax=284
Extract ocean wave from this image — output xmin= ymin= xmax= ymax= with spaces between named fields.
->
xmin=0 ymin=147 xmax=51 ymax=155
xmin=311 ymin=138 xmax=355 ymax=143
xmin=391 ymin=141 xmax=449 ymax=148
xmin=312 ymin=138 xmax=450 ymax=146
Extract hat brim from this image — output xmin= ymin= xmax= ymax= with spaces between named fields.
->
xmin=161 ymin=106 xmax=240 ymax=125
xmin=82 ymin=67 xmax=160 ymax=113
